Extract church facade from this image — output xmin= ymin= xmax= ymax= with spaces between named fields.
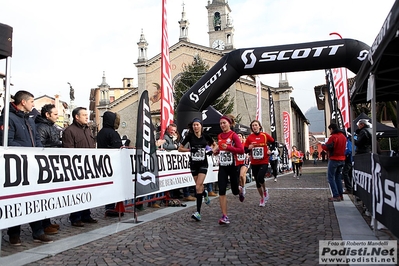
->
xmin=89 ymin=0 xmax=309 ymax=153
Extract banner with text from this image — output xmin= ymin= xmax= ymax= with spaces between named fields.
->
xmin=0 ymin=147 xmax=218 ymax=229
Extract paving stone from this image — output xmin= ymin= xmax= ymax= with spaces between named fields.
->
xmin=1 ymin=163 xmax=397 ymax=265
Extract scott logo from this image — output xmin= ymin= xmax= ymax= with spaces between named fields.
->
xmin=259 ymin=44 xmax=344 ymax=63
xmin=189 ymin=64 xmax=228 ymax=103
xmin=358 ymin=50 xmax=369 ymax=61
xmin=189 ymin=92 xmax=199 ymax=103
xmin=242 ymin=49 xmax=256 ymax=69
xmin=137 ymin=99 xmax=156 ymax=186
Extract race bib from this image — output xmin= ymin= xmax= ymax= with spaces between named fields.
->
xmin=192 ymin=148 xmax=205 ymax=161
xmin=237 ymin=153 xmax=246 ymax=161
xmin=252 ymin=147 xmax=264 ymax=159
xmin=219 ymin=151 xmax=233 ymax=166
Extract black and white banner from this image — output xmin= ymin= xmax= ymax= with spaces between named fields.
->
xmin=372 ymin=154 xmax=399 ymax=238
xmin=325 ymin=69 xmax=345 ymax=130
xmin=135 ymin=90 xmax=159 ymax=196
xmin=268 ymin=88 xmax=277 ymax=141
xmin=353 ymin=154 xmax=373 ymax=211
xmin=0 ymin=147 xmax=218 ymax=229
xmin=353 ymin=153 xmax=399 ymax=238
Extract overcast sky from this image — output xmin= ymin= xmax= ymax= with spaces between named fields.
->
xmin=0 ymin=0 xmax=395 ymax=114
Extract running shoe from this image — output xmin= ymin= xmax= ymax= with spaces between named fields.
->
xmin=239 ymin=193 xmax=245 ymax=202
xmin=238 ymin=186 xmax=245 ymax=202
xmin=204 ymin=190 xmax=210 ymax=205
xmin=242 ymin=186 xmax=246 ymax=197
xmin=218 ymin=215 xmax=230 ymax=225
xmin=274 ymin=178 xmax=277 ymax=182
xmin=259 ymin=198 xmax=265 ymax=207
xmin=264 ymin=188 xmax=269 ymax=201
xmin=191 ymin=211 xmax=201 ymax=221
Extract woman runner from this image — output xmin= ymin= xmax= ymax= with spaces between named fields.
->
xmin=179 ymin=118 xmax=216 ymax=221
xmin=236 ymin=133 xmax=250 ymax=201
xmin=216 ymin=115 xmax=244 ymax=224
xmin=244 ymin=120 xmax=275 ymax=207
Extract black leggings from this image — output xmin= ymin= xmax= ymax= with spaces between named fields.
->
xmin=251 ymin=164 xmax=268 ymax=188
xmin=269 ymin=160 xmax=278 ymax=178
xmin=293 ymin=162 xmax=300 ymax=175
xmin=218 ymin=165 xmax=239 ymax=196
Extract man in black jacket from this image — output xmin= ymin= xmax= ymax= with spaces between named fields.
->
xmin=97 ymin=111 xmax=123 ymax=216
xmin=354 ymin=119 xmax=372 ymax=154
xmin=0 ymin=90 xmax=53 ymax=245
xmin=35 ymin=103 xmax=63 ymax=234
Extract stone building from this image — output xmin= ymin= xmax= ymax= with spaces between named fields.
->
xmin=89 ymin=0 xmax=309 ymax=153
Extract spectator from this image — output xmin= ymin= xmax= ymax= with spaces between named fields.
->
xmin=298 ymin=149 xmax=304 ymax=176
xmin=162 ymin=124 xmax=184 ymax=199
xmin=322 ymin=123 xmax=347 ymax=202
xmin=269 ymin=144 xmax=279 ymax=182
xmin=63 ymin=107 xmax=97 ymax=226
xmin=96 ymin=111 xmax=124 ymax=217
xmin=35 ymin=103 xmax=63 ymax=234
xmin=0 ymin=90 xmax=53 ymax=245
xmin=320 ymin=150 xmax=327 ymax=162
xmin=121 ymin=135 xmax=131 ymax=147
xmin=342 ymin=128 xmax=353 ymax=194
xmin=312 ymin=150 xmax=319 ymax=165
xmin=354 ymin=119 xmax=372 ymax=154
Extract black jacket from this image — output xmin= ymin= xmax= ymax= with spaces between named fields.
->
xmin=0 ymin=103 xmax=42 ymax=147
xmin=355 ymin=126 xmax=372 ymax=154
xmin=35 ymin=116 xmax=63 ymax=147
xmin=97 ymin=111 xmax=122 ymax=149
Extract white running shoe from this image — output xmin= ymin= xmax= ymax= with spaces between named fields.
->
xmin=264 ymin=188 xmax=269 ymax=201
xmin=274 ymin=178 xmax=277 ymax=182
xmin=259 ymin=198 xmax=265 ymax=207
xmin=242 ymin=186 xmax=246 ymax=197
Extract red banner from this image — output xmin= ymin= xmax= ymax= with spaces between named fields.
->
xmin=332 ymin=68 xmax=350 ymax=129
xmin=283 ymin=111 xmax=291 ymax=155
xmin=160 ymin=0 xmax=174 ymax=139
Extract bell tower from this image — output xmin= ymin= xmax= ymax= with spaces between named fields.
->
xmin=206 ymin=0 xmax=234 ymax=51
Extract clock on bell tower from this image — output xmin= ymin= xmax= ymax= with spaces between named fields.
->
xmin=206 ymin=0 xmax=234 ymax=51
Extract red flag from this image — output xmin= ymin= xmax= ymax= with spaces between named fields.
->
xmin=255 ymin=76 xmax=262 ymax=122
xmin=332 ymin=67 xmax=350 ymax=129
xmin=283 ymin=111 xmax=291 ymax=155
xmin=160 ymin=0 xmax=174 ymax=139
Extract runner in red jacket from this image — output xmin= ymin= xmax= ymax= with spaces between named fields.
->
xmin=244 ymin=120 xmax=275 ymax=207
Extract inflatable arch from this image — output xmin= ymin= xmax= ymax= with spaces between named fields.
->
xmin=176 ymin=38 xmax=370 ymax=131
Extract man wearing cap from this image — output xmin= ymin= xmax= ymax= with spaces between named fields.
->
xmin=354 ymin=119 xmax=372 ymax=154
